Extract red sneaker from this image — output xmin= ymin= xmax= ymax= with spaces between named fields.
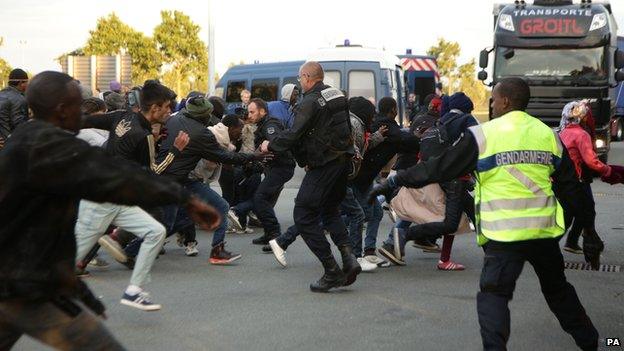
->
xmin=437 ymin=260 xmax=465 ymax=271
xmin=209 ymin=242 xmax=242 ymax=265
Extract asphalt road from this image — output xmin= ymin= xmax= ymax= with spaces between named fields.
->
xmin=15 ymin=144 xmax=624 ymax=351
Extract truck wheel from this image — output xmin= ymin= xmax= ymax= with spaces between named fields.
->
xmin=616 ymin=119 xmax=624 ymax=141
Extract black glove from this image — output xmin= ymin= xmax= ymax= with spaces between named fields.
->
xmin=367 ymin=179 xmax=396 ymax=204
xmin=582 ymin=227 xmax=604 ymax=271
xmin=253 ymin=151 xmax=274 ymax=163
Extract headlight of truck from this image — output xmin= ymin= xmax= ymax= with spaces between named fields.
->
xmin=589 ymin=13 xmax=607 ymax=31
xmin=498 ymin=14 xmax=515 ymax=32
xmin=595 ymin=139 xmax=605 ymax=149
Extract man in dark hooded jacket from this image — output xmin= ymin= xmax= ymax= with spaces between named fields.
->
xmin=378 ymin=92 xmax=478 ymax=267
xmin=157 ymin=95 xmax=270 ymax=264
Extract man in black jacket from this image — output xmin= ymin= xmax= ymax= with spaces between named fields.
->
xmin=352 ymin=97 xmax=423 ymax=259
xmin=0 ymin=71 xmax=219 ymax=350
xmin=0 ymin=68 xmax=29 ymax=143
xmin=157 ymin=95 xmax=270 ymax=264
xmin=77 ymin=82 xmax=193 ymax=310
xmin=243 ymin=98 xmax=296 ymax=246
xmin=260 ymin=61 xmax=360 ymax=292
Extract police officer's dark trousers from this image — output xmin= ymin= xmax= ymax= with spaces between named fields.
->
xmin=294 ymin=158 xmax=351 ymax=261
xmin=253 ymin=164 xmax=295 ymax=235
xmin=477 ymin=238 xmax=598 ymax=351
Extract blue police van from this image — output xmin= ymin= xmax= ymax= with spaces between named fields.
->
xmin=215 ymin=43 xmax=410 ymax=125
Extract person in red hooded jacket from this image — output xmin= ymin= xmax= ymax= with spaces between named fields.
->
xmin=558 ymin=100 xmax=610 ymax=254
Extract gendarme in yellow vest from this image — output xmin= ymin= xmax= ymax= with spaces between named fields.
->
xmin=468 ymin=110 xmax=565 ymax=246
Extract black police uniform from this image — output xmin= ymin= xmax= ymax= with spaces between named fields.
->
xmin=269 ymin=81 xmax=360 ymax=291
xmin=252 ymin=115 xmax=296 ymax=241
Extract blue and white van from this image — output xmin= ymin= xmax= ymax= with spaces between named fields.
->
xmin=215 ymin=43 xmax=409 ymax=124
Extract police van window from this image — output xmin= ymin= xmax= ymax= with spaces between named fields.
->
xmin=324 ymin=71 xmax=341 ymax=89
xmin=252 ymin=78 xmax=279 ymax=101
xmin=214 ymin=87 xmax=224 ymax=99
xmin=283 ymin=76 xmax=299 ymax=89
xmin=226 ymin=81 xmax=246 ymax=102
xmin=348 ymin=71 xmax=375 ymax=101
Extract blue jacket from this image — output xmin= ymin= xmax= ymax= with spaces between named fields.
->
xmin=268 ymin=100 xmax=294 ymax=129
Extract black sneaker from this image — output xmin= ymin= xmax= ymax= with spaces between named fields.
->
xmin=261 ymin=244 xmax=272 ymax=253
xmin=412 ymin=237 xmax=440 ymax=252
xmin=563 ymin=244 xmax=583 ymax=254
xmin=378 ymin=243 xmax=405 ymax=266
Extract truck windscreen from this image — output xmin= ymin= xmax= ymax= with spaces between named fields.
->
xmin=495 ymin=46 xmax=606 ymax=84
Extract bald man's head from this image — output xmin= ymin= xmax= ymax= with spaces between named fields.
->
xmin=299 ymin=61 xmax=324 ymax=92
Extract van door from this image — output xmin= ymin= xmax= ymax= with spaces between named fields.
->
xmin=344 ymin=61 xmax=378 ymax=104
xmin=395 ymin=67 xmax=407 ymax=126
xmin=318 ymin=62 xmax=345 ymax=91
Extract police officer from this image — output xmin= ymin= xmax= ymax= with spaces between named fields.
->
xmin=246 ymin=98 xmax=296 ymax=245
xmin=369 ymin=78 xmax=600 ymax=350
xmin=260 ymin=61 xmax=360 ymax=292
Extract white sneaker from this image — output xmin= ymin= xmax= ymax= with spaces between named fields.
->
xmin=227 ymin=210 xmax=243 ymax=231
xmin=269 ymin=239 xmax=287 ymax=267
xmin=234 ymin=227 xmax=254 ymax=234
xmin=185 ymin=241 xmax=199 ymax=257
xmin=357 ymin=257 xmax=377 ymax=272
xmin=364 ymin=254 xmax=390 ymax=268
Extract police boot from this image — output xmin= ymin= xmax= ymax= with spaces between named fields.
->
xmin=338 ymin=245 xmax=362 ymax=286
xmin=310 ymin=257 xmax=346 ymax=293
xmin=251 ymin=231 xmax=278 ymax=245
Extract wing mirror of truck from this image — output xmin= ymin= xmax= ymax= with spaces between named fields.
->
xmin=615 ymin=70 xmax=624 ymax=82
xmin=478 ymin=70 xmax=488 ymax=81
xmin=615 ymin=49 xmax=624 ymax=70
xmin=479 ymin=49 xmax=489 ymax=69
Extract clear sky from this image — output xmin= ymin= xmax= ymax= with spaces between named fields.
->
xmin=0 ymin=0 xmax=622 ymax=77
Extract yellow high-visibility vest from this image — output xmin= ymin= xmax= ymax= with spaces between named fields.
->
xmin=468 ymin=110 xmax=565 ymax=246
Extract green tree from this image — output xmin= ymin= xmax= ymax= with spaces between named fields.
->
xmin=427 ymin=38 xmax=460 ymax=95
xmin=154 ymin=10 xmax=208 ymax=96
xmin=83 ymin=13 xmax=161 ymax=84
xmin=427 ymin=38 xmax=489 ymax=110
xmin=0 ymin=37 xmax=12 ymax=88
xmin=457 ymin=59 xmax=488 ymax=111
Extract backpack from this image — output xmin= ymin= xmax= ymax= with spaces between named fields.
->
xmin=419 ymin=113 xmax=463 ymax=161
xmin=301 ymin=87 xmax=353 ymax=168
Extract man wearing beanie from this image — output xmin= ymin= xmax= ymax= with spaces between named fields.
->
xmin=157 ymin=95 xmax=271 ymax=264
xmin=104 ymin=92 xmax=126 ymax=112
xmin=268 ymin=84 xmax=299 ymax=129
xmin=0 ymin=68 xmax=29 ymax=142
xmin=109 ymin=80 xmax=122 ymax=94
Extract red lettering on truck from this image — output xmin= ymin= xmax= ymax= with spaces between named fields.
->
xmin=519 ymin=18 xmax=584 ymax=35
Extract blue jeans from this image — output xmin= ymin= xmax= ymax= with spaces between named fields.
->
xmin=353 ymin=185 xmax=383 ymax=252
xmin=384 ymin=219 xmax=412 ymax=246
xmin=341 ymin=186 xmax=365 ymax=257
xmin=186 ymin=180 xmax=230 ymax=246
